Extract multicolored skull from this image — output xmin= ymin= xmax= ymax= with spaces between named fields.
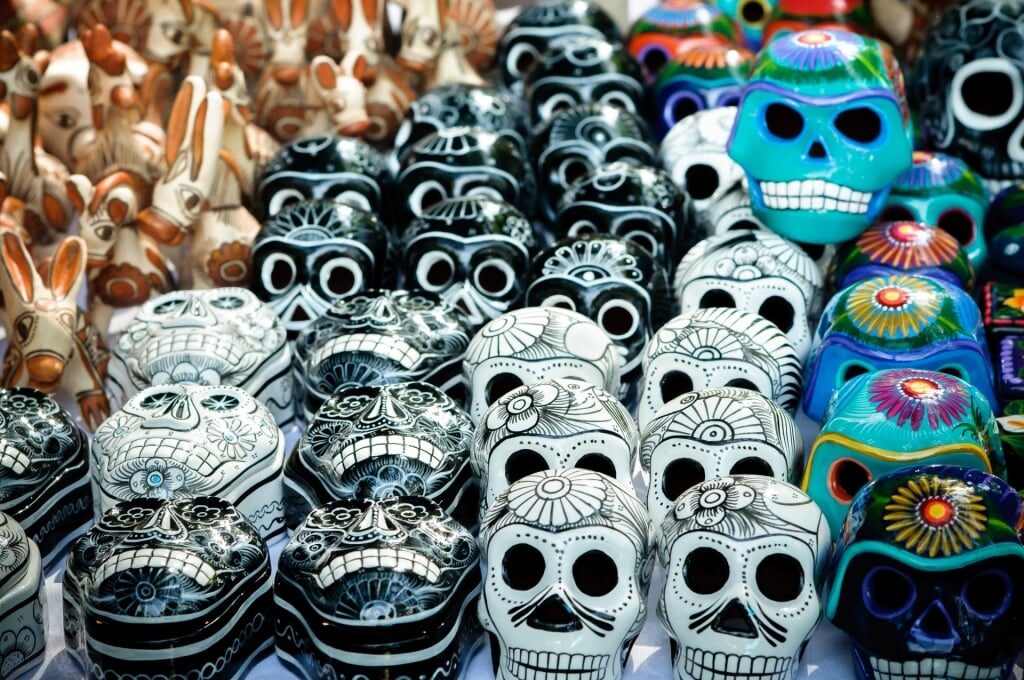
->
xmin=0 ymin=510 xmax=45 ymax=680
xmin=728 ymin=29 xmax=913 ymax=244
xmin=63 ymin=497 xmax=272 ymax=679
xmin=628 ymin=0 xmax=740 ymax=81
xmin=275 ymin=497 xmax=481 ymax=680
xmin=826 ymin=465 xmax=1024 ymax=680
xmin=715 ymin=0 xmax=777 ymax=49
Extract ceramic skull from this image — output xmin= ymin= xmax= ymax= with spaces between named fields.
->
xmin=660 ymin=106 xmax=746 ymax=215
xmin=107 ymin=288 xmax=294 ymax=427
xmin=627 ymin=0 xmax=741 ymax=81
xmin=0 ymin=511 xmax=45 ymax=680
xmin=638 ymin=307 xmax=803 ymax=432
xmin=640 ymin=388 xmax=803 ymax=528
xmin=274 ymin=496 xmax=481 ymax=679
xmin=702 ymin=181 xmax=770 ymax=235
xmin=63 ymin=497 xmax=272 ymax=679
xmin=472 ymin=378 xmax=638 ymax=519
xmin=479 ymin=468 xmax=655 ymax=680
xmin=983 ymin=181 xmax=1024 ymax=283
xmin=295 ymin=290 xmax=471 ymax=421
xmin=673 ymin=230 xmax=825 ymax=362
xmin=402 ymin=197 xmax=537 ymax=330
xmin=658 ymin=475 xmax=830 ymax=680
xmin=463 ymin=307 xmax=621 ymax=424
xmin=728 ymin=29 xmax=913 ymax=244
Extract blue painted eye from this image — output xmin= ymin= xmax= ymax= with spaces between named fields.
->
xmin=148 ymin=472 xmax=163 ymax=487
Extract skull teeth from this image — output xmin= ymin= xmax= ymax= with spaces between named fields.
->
xmin=758 ymin=180 xmax=871 ymax=214
xmin=0 ymin=443 xmax=32 ymax=475
xmin=310 ymin=333 xmax=422 ymax=370
xmin=683 ymin=648 xmax=792 ymax=680
xmin=94 ymin=548 xmax=217 ymax=587
xmin=316 ymin=548 xmax=441 ymax=589
xmin=332 ymin=435 xmax=445 ymax=470
xmin=506 ymin=649 xmax=610 ymax=679
xmin=868 ymin=656 xmax=1004 ymax=680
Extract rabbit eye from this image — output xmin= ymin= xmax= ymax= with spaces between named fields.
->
xmin=14 ymin=314 xmax=34 ymax=342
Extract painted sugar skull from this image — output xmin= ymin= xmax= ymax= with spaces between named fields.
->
xmin=472 ymin=378 xmax=638 ymax=518
xmin=659 ymin=475 xmax=831 ymax=680
xmin=275 ymin=496 xmax=481 ymax=680
xmin=802 ymin=274 xmax=996 ymax=421
xmin=525 ymin=37 xmax=644 ymax=125
xmin=63 ymin=497 xmax=272 ymax=679
xmin=0 ymin=511 xmax=46 ymax=680
xmin=702 ymin=180 xmax=769 ymax=237
xmin=554 ymin=162 xmax=698 ymax=272
xmin=826 ymin=465 xmax=1024 ymax=680
xmin=728 ymin=29 xmax=913 ymax=244
xmin=403 ymin=197 xmax=536 ymax=330
xmin=251 ymin=200 xmax=391 ymax=337
xmin=478 ymin=468 xmax=655 ymax=680
xmin=804 ymin=369 xmax=1004 ymax=537
xmin=629 ymin=1 xmax=741 ymax=82
xmin=660 ymin=107 xmax=746 ymax=215
xmin=495 ymin=0 xmax=622 ymax=98
xmin=984 ymin=181 xmax=1024 ymax=283
xmin=0 ymin=388 xmax=92 ymax=569
xmin=640 ymin=388 xmax=803 ymax=528
xmin=106 ymin=288 xmax=294 ymax=426
xmin=637 ymin=307 xmax=803 ymax=432
xmin=463 ymin=307 xmax=621 ymax=424
xmin=91 ymin=384 xmax=285 ymax=539
xmin=295 ymin=290 xmax=471 ymax=421
xmin=879 ymin=151 xmax=990 ymax=269
xmin=716 ymin=0 xmax=777 ymax=49
xmin=283 ymin=382 xmax=475 ymax=529
xmin=673 ymin=230 xmax=824 ymax=361
xmin=255 ymin=134 xmax=389 ymax=220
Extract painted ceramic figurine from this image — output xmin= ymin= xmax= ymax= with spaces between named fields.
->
xmin=255 ymin=0 xmax=312 ymax=142
xmin=659 ymin=106 xmax=745 ymax=216
xmin=804 ymin=369 xmax=1004 ymax=537
xmin=63 ymin=497 xmax=274 ymax=678
xmin=826 ymin=465 xmax=1024 ymax=680
xmin=479 ymin=468 xmax=654 ymax=680
xmin=627 ymin=1 xmax=739 ymax=81
xmin=0 ymin=511 xmax=46 ymax=679
xmin=275 ymin=496 xmax=482 ymax=680
xmin=425 ymin=0 xmax=500 ymax=90
xmin=728 ymin=29 xmax=913 ymax=245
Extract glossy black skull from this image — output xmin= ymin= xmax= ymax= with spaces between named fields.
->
xmin=252 ymin=200 xmax=392 ymax=337
xmin=983 ymin=181 xmax=1024 ymax=282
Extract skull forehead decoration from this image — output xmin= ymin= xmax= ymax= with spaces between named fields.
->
xmin=0 ymin=387 xmax=92 ymax=568
xmin=479 ymin=468 xmax=654 ymax=680
xmin=660 ymin=106 xmax=746 ymax=214
xmin=472 ymin=378 xmax=639 ymax=518
xmin=463 ymin=306 xmax=621 ymax=424
xmin=673 ymin=230 xmax=824 ymax=361
xmin=284 ymin=381 xmax=475 ymax=528
xmin=107 ymin=288 xmax=294 ymax=427
xmin=91 ymin=384 xmax=285 ymax=539
xmin=0 ymin=509 xmax=45 ymax=680
xmin=275 ymin=496 xmax=480 ymax=680
xmin=659 ymin=475 xmax=830 ymax=680
xmin=404 ymin=197 xmax=536 ymax=330
xmin=728 ymin=29 xmax=913 ymax=244
xmin=640 ymin=388 xmax=803 ymax=527
xmin=295 ymin=290 xmax=471 ymax=422
xmin=63 ymin=497 xmax=272 ymax=679
xmin=638 ymin=307 xmax=803 ymax=431
xmin=628 ymin=0 xmax=741 ymax=82
xmin=252 ymin=200 xmax=392 ymax=337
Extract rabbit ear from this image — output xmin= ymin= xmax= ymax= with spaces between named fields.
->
xmin=47 ymin=236 xmax=86 ymax=301
xmin=311 ymin=55 xmax=339 ymax=96
xmin=66 ymin=174 xmax=94 ymax=215
xmin=291 ymin=0 xmax=309 ymax=27
xmin=264 ymin=0 xmax=284 ymax=29
xmin=0 ymin=231 xmax=37 ymax=303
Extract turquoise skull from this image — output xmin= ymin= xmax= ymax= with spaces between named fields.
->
xmin=728 ymin=29 xmax=913 ymax=245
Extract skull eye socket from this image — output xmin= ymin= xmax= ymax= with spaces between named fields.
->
xmin=863 ymin=566 xmax=915 ymax=618
xmin=503 ymin=543 xmax=545 ymax=590
xmin=320 ymin=259 xmax=363 ymax=297
xmin=684 ymin=164 xmax=721 ymax=201
xmin=268 ymin=188 xmax=306 ymax=217
xmin=936 ymin=209 xmax=976 ymax=246
xmin=952 ymin=59 xmax=1024 ymax=130
xmin=666 ymin=93 xmax=702 ymax=127
xmin=263 ymin=253 xmax=297 ymax=294
xmin=409 ymin=180 xmax=448 ymax=217
xmin=662 ymin=458 xmax=704 ymax=501
xmin=962 ymin=570 xmax=1012 ymax=619
xmin=728 ymin=219 xmax=760 ymax=232
xmin=939 ymin=366 xmax=963 ymax=380
xmin=684 ymin=547 xmax=729 ymax=594
xmin=834 ymin=107 xmax=884 ymax=145
xmin=486 ymin=372 xmax=523 ymax=406
xmin=576 ymin=453 xmax=616 ymax=478
xmin=755 ymin=554 xmax=804 ymax=602
xmin=210 ymin=295 xmax=244 ymax=309
xmin=764 ymin=102 xmax=804 ymax=141
xmin=474 ymin=259 xmax=515 ymax=297
xmin=557 ymin=159 xmax=592 ymax=189
xmin=600 ymin=91 xmax=635 ymax=111
xmin=416 ymin=252 xmax=456 ymax=292
xmin=828 ymin=457 xmax=871 ymax=503
xmin=505 ymin=449 xmax=549 ymax=485
xmin=843 ymin=363 xmax=870 ymax=383
xmin=699 ymin=289 xmax=735 ymax=308
xmin=573 ymin=551 xmax=618 ymax=597
xmin=597 ymin=301 xmax=640 ymax=340
xmin=641 ymin=46 xmax=669 ymax=76
xmin=879 ymin=205 xmax=916 ymax=222
xmin=730 ymin=457 xmax=773 ymax=476
xmin=542 ymin=294 xmax=576 ymax=311
xmin=568 ymin=220 xmax=599 ymax=237
xmin=740 ymin=0 xmax=767 ymax=26
xmin=660 ymin=370 xmax=693 ymax=403
xmin=541 ymin=93 xmax=579 ymax=121
xmin=758 ymin=296 xmax=795 ymax=334
xmin=332 ymin=190 xmax=372 ymax=212
xmin=725 ymin=378 xmax=758 ymax=391
xmin=507 ymin=42 xmax=540 ymax=78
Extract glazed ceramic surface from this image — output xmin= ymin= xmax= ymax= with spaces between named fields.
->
xmin=628 ymin=0 xmax=740 ymax=81
xmin=0 ymin=511 xmax=46 ymax=680
xmin=660 ymin=107 xmax=745 ymax=217
xmin=763 ymin=0 xmax=873 ymax=43
xmin=982 ymin=281 xmax=1024 ymax=408
xmin=983 ymin=181 xmax=1024 ymax=283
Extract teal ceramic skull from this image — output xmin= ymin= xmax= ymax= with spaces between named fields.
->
xmin=728 ymin=29 xmax=913 ymax=245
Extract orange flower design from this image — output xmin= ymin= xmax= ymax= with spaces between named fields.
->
xmin=858 ymin=221 xmax=960 ymax=269
xmin=1003 ymin=289 xmax=1024 ymax=312
xmin=207 ymin=241 xmax=252 ymax=286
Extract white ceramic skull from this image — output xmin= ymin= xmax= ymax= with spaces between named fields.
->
xmin=640 ymin=388 xmax=803 ymax=528
xmin=658 ymin=475 xmax=830 ymax=680
xmin=638 ymin=307 xmax=802 ymax=432
xmin=107 ymin=289 xmax=294 ymax=427
xmin=463 ymin=307 xmax=621 ymax=424
xmin=479 ymin=468 xmax=655 ymax=680
xmin=91 ymin=384 xmax=285 ymax=539
xmin=673 ymin=231 xmax=824 ymax=362
xmin=659 ymin=107 xmax=745 ymax=214
xmin=0 ymin=511 xmax=46 ymax=680
xmin=472 ymin=378 xmax=638 ymax=519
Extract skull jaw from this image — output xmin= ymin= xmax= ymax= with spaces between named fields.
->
xmin=848 ymin=641 xmax=1012 ymax=680
xmin=748 ymin=180 xmax=888 ymax=245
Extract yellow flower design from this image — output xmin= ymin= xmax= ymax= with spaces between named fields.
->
xmin=846 ymin=275 xmax=943 ymax=339
xmin=1004 ymin=289 xmax=1024 ymax=312
xmin=884 ymin=475 xmax=987 ymax=557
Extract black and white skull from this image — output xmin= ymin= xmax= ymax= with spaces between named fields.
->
xmin=660 ymin=106 xmax=746 ymax=213
xmin=0 ymin=510 xmax=45 ymax=679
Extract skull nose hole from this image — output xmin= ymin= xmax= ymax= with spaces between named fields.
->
xmin=660 ymin=370 xmax=693 ymax=403
xmin=914 ymin=602 xmax=958 ymax=644
xmin=829 ymin=458 xmax=872 ymax=503
xmin=290 ymin=304 xmax=310 ymax=322
xmin=712 ymin=599 xmax=757 ymax=638
xmin=528 ymin=594 xmax=583 ymax=632
xmin=684 ymin=164 xmax=720 ymax=200
xmin=808 ymin=141 xmax=828 ymax=159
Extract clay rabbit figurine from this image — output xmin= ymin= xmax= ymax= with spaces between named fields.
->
xmin=255 ymin=0 xmax=311 ymax=141
xmin=0 ymin=231 xmax=110 ymax=429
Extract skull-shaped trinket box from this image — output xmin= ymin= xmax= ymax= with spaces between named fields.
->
xmin=479 ymin=468 xmax=654 ymax=680
xmin=63 ymin=497 xmax=273 ymax=678
xmin=0 ymin=511 xmax=46 ymax=679
xmin=275 ymin=496 xmax=482 ymax=680
xmin=107 ymin=288 xmax=295 ymax=427
xmin=659 ymin=475 xmax=831 ymax=680
xmin=804 ymin=369 xmax=1004 ymax=537
xmin=92 ymin=384 xmax=286 ymax=539
xmin=295 ymin=290 xmax=471 ymax=421
xmin=628 ymin=0 xmax=741 ymax=81
xmin=827 ymin=465 xmax=1024 ymax=680
xmin=640 ymin=387 xmax=803 ymax=528
xmin=251 ymin=200 xmax=392 ymax=337
xmin=660 ymin=106 xmax=745 ymax=216
xmin=0 ymin=388 xmax=93 ymax=569
xmin=284 ymin=382 xmax=476 ymax=529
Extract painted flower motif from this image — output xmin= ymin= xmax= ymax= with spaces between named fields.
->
xmin=507 ymin=469 xmax=607 ymax=527
xmin=846 ymin=274 xmax=943 ymax=339
xmin=868 ymin=370 xmax=969 ymax=430
xmin=466 ymin=310 xmax=548 ymax=363
xmin=94 ymin=414 xmax=138 ymax=450
xmin=104 ymin=567 xmax=211 ymax=617
xmin=1003 ymin=288 xmax=1024 ymax=312
xmin=486 ymin=383 xmax=561 ymax=433
xmin=207 ymin=241 xmax=251 ymax=286
xmin=713 ymin=243 xmax=778 ymax=280
xmin=179 ymin=502 xmax=227 ymax=524
xmin=674 ymin=477 xmax=755 ymax=527
xmin=767 ymin=30 xmax=865 ymax=71
xmin=129 ymin=459 xmax=186 ymax=498
xmin=884 ymin=475 xmax=987 ymax=557
xmin=0 ymin=627 xmax=38 ymax=678
xmin=676 ymin=42 xmax=753 ymax=71
xmin=899 ymin=151 xmax=964 ymax=191
xmin=0 ymin=529 xmax=27 ymax=572
xmin=205 ymin=418 xmax=257 ymax=458
xmin=858 ymin=222 xmax=960 ymax=268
